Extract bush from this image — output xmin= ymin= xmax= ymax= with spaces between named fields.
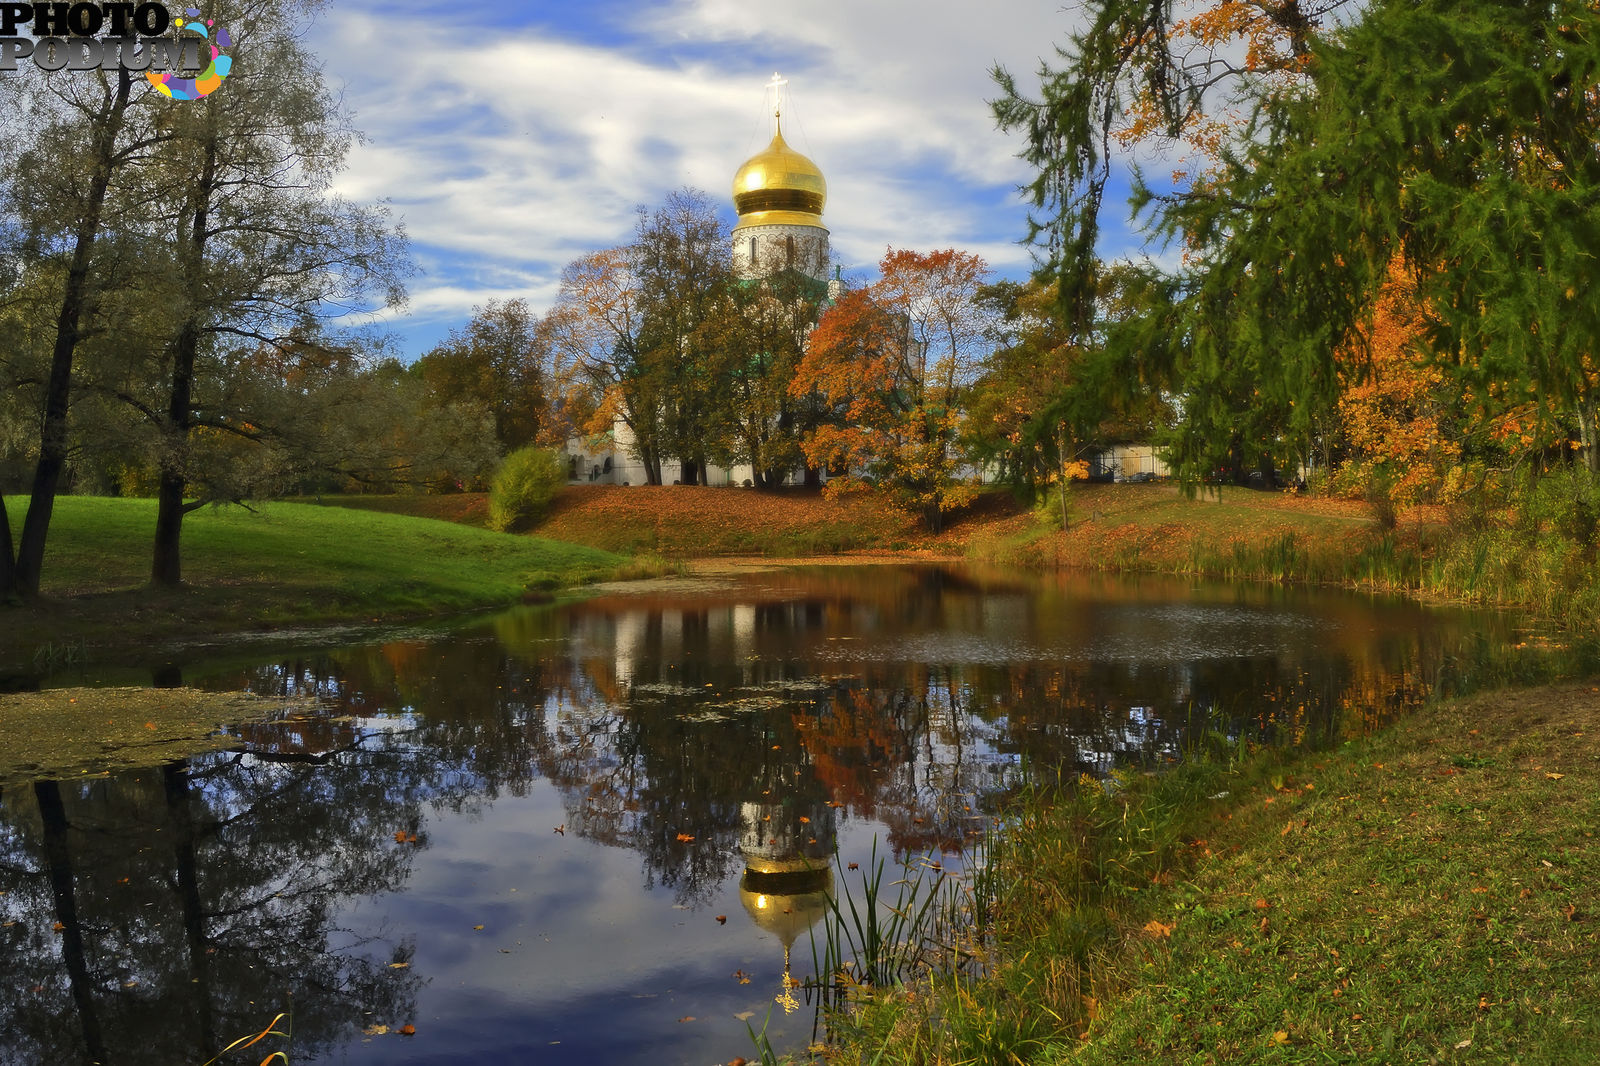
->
xmin=488 ymin=447 xmax=565 ymax=532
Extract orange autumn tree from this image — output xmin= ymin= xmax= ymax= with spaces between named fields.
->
xmin=791 ymin=249 xmax=996 ymax=530
xmin=1334 ymin=265 xmax=1464 ymax=505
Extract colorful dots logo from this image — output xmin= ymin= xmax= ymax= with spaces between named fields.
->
xmin=147 ymin=8 xmax=231 ymax=100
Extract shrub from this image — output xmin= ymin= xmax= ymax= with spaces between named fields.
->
xmin=488 ymin=447 xmax=565 ymax=532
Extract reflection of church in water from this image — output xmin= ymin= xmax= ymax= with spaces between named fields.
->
xmin=739 ymin=791 xmax=836 ymax=1012
xmin=571 ymin=77 xmax=841 ymax=488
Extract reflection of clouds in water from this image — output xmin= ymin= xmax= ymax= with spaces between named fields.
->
xmin=811 ymin=605 xmax=1339 ymax=665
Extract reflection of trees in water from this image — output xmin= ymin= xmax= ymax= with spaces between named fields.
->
xmin=0 ymin=749 xmax=426 ymax=1066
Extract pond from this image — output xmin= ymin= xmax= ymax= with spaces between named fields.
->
xmin=0 ymin=564 xmax=1532 ymax=1064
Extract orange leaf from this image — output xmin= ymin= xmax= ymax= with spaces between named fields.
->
xmin=1142 ymin=919 xmax=1173 ymax=938
xmin=676 ymin=833 xmax=695 ymax=843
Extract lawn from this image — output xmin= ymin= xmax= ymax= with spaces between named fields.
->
xmin=1 ymin=496 xmax=623 ymax=668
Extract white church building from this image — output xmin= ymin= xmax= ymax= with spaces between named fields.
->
xmin=568 ymin=87 xmax=840 ymax=487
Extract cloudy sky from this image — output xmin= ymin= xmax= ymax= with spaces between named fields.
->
xmin=301 ymin=0 xmax=1152 ymax=358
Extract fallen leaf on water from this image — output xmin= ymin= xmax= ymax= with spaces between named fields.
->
xmin=678 ymin=1016 xmax=695 ymax=1023
xmin=799 ymin=816 xmax=810 ymax=824
xmin=734 ymin=1011 xmax=754 ymax=1022
xmin=399 ymin=1024 xmax=416 ymax=1036
xmin=733 ymin=969 xmax=751 ymax=985
xmin=676 ymin=833 xmax=695 ymax=843
xmin=553 ymin=824 xmax=565 ymax=835
xmin=362 ymin=1025 xmax=389 ymax=1036
xmin=715 ymin=915 xmax=727 ymax=924
xmin=52 ymin=922 xmax=65 ymax=933
xmin=472 ymin=924 xmax=484 ymax=931
xmin=729 ymin=1058 xmax=748 ymax=1066
xmin=387 ymin=962 xmax=409 ymax=969
xmin=847 ymin=862 xmax=859 ymax=870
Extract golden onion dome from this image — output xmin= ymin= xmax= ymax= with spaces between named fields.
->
xmin=732 ymin=120 xmax=827 ymax=228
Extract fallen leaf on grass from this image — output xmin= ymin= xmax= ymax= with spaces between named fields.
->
xmin=1271 ymin=1031 xmax=1290 ymax=1046
xmin=1142 ymin=919 xmax=1173 ymax=938
xmin=1546 ymin=772 xmax=1565 ymax=780
xmin=1455 ymin=1038 xmax=1472 ymax=1049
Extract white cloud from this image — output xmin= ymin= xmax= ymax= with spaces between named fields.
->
xmin=307 ymin=0 xmax=1097 ymax=356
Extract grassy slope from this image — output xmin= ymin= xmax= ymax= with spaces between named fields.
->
xmin=322 ymin=483 xmax=1399 ymax=569
xmin=1069 ymin=684 xmax=1600 ymax=1065
xmin=531 ymin=484 xmax=926 ymax=555
xmin=1 ymin=497 xmax=621 ymax=663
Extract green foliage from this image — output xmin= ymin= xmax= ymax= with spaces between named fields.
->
xmin=415 ymin=299 xmax=555 ymax=452
xmin=488 ymin=446 xmax=566 ymax=532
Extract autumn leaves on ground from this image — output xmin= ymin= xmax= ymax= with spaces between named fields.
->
xmin=525 ymin=481 xmax=1404 ymax=569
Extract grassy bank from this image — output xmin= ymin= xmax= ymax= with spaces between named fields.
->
xmin=1 ymin=496 xmax=625 ymax=669
xmin=822 ymin=683 xmax=1600 ymax=1064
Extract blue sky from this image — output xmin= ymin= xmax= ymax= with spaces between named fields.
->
xmin=303 ymin=0 xmax=1151 ymax=358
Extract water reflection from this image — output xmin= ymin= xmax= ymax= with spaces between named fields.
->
xmin=0 ymin=565 xmax=1523 ymax=1064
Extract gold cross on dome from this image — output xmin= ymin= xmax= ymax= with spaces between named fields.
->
xmin=765 ymin=72 xmax=788 ymax=118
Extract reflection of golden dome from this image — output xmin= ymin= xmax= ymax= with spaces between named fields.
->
xmin=732 ymin=121 xmax=827 ymax=231
xmin=739 ymin=862 xmax=833 ymax=949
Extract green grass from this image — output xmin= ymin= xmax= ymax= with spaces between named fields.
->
xmin=820 ymin=686 xmax=1600 ymax=1064
xmin=1 ymin=496 xmax=625 ymax=666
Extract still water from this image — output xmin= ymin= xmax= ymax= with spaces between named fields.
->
xmin=0 ymin=564 xmax=1526 ymax=1064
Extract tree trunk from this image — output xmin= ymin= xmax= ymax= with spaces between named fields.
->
xmin=152 ymin=320 xmax=201 ymax=587
xmin=1057 ymin=425 xmax=1071 ymax=530
xmin=11 ymin=70 xmax=133 ymax=601
xmin=1578 ymin=402 xmax=1599 ymax=474
xmin=152 ymin=123 xmax=217 ymax=588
